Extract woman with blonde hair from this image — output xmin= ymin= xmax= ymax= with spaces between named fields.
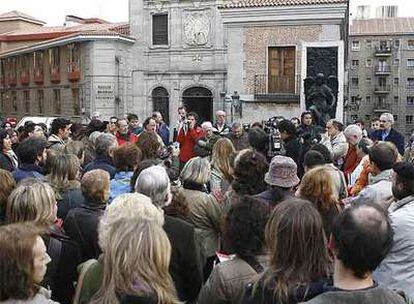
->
xmin=298 ymin=166 xmax=342 ymax=237
xmin=6 ymin=179 xmax=81 ymax=304
xmin=47 ymin=153 xmax=84 ymax=220
xmin=210 ymin=138 xmax=235 ymax=195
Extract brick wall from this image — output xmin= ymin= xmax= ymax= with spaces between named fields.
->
xmin=243 ymin=25 xmax=323 ymax=94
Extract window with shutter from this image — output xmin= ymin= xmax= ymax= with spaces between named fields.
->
xmin=268 ymin=47 xmax=296 ymax=93
xmin=152 ymin=14 xmax=168 ymax=45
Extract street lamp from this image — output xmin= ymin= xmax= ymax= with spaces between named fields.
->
xmin=231 ymin=91 xmax=241 ymax=120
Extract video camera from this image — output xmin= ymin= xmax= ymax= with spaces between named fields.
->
xmin=263 ymin=116 xmax=285 ymax=159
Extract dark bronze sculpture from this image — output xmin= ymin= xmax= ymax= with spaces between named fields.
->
xmin=304 ymin=73 xmax=338 ymax=127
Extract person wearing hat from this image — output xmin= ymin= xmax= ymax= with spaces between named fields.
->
xmin=254 ymin=155 xmax=300 ymax=207
xmin=374 ymin=161 xmax=414 ymax=297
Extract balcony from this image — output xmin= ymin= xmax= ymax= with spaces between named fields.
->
xmin=34 ymin=70 xmax=44 ymax=85
xmin=50 ymin=66 xmax=60 ymax=84
xmin=253 ymin=74 xmax=300 ymax=103
xmin=374 ymin=85 xmax=391 ymax=94
xmin=67 ymin=62 xmax=80 ymax=82
xmin=374 ymin=101 xmax=391 ymax=113
xmin=375 ymin=46 xmax=392 ymax=56
xmin=20 ymin=72 xmax=30 ymax=86
xmin=375 ymin=65 xmax=391 ymax=75
xmin=8 ymin=76 xmax=17 ymax=87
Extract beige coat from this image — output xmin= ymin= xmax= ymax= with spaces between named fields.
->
xmin=198 ymin=255 xmax=269 ymax=304
xmin=181 ymin=188 xmax=222 ymax=259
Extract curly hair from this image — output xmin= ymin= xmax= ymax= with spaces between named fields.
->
xmin=163 ymin=186 xmax=191 ymax=220
xmin=136 ymin=132 xmax=161 ymax=160
xmin=232 ymin=149 xmax=268 ymax=196
xmin=0 ymin=169 xmax=16 ymax=221
xmin=222 ymin=196 xmax=271 ymax=257
xmin=0 ymin=223 xmax=43 ymax=301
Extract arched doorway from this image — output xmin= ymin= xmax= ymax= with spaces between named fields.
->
xmin=182 ymin=87 xmax=213 ymax=123
xmin=152 ymin=87 xmax=170 ymax=124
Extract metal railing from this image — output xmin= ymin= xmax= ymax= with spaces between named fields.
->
xmin=375 ymin=46 xmax=392 ymax=55
xmin=375 ymin=65 xmax=391 ymax=73
xmin=374 ymin=85 xmax=391 ymax=92
xmin=254 ymin=74 xmax=300 ymax=95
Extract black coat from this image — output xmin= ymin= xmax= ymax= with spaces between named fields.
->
xmin=164 ymin=215 xmax=203 ymax=302
xmin=42 ymin=226 xmax=81 ymax=304
xmin=63 ymin=199 xmax=106 ymax=262
xmin=56 ymin=186 xmax=85 ymax=221
xmin=371 ymin=128 xmax=405 ymax=155
xmin=284 ymin=136 xmax=303 ymax=166
xmin=0 ymin=153 xmax=14 ymax=172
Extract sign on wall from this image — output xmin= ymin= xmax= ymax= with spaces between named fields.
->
xmin=94 ymin=83 xmax=115 ymax=107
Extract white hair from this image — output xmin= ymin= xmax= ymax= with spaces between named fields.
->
xmin=135 ymin=166 xmax=171 ymax=208
xmin=344 ymin=124 xmax=363 ymax=144
xmin=201 ymin=121 xmax=213 ymax=129
xmin=216 ymin=110 xmax=226 ymax=116
xmin=380 ymin=113 xmax=394 ymax=124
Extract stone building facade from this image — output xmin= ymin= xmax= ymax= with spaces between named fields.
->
xmin=220 ymin=0 xmax=348 ymax=123
xmin=0 ymin=12 xmax=134 ymax=122
xmin=129 ymin=0 xmax=227 ymax=125
xmin=347 ymin=17 xmax=414 ymax=137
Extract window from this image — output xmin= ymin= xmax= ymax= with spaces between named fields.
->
xmin=67 ymin=43 xmax=80 ymax=73
xmin=407 ymin=59 xmax=414 ymax=68
xmin=408 ymin=78 xmax=414 ymax=89
xmin=394 ymin=39 xmax=400 ymax=47
xmin=394 ymin=96 xmax=399 ymax=103
xmin=366 ymin=40 xmax=372 ymax=48
xmin=351 ymin=60 xmax=359 ymax=68
xmin=53 ymin=89 xmax=61 ymax=114
xmin=11 ymin=91 xmax=17 ymax=112
xmin=351 ymin=77 xmax=359 ymax=88
xmin=24 ymin=91 xmax=30 ymax=114
xmin=37 ymin=90 xmax=44 ymax=114
xmin=408 ymin=40 xmax=414 ymax=49
xmin=366 ymin=59 xmax=372 ymax=67
xmin=352 ymin=41 xmax=360 ymax=51
xmin=407 ymin=97 xmax=414 ymax=106
xmin=394 ymin=77 xmax=399 ymax=85
xmin=366 ymin=77 xmax=371 ymax=85
xmin=152 ymin=14 xmax=168 ymax=45
xmin=406 ymin=115 xmax=413 ymax=124
xmin=351 ymin=96 xmax=359 ymax=103
xmin=72 ymin=88 xmax=80 ymax=116
xmin=394 ymin=115 xmax=398 ymax=122
xmin=393 ymin=58 xmax=400 ymax=66
xmin=49 ymin=48 xmax=60 ymax=74
xmin=267 ymin=47 xmax=296 ymax=93
xmin=366 ymin=96 xmax=371 ymax=103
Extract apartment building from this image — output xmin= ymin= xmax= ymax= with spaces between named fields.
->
xmin=347 ymin=17 xmax=414 ymax=137
xmin=0 ymin=11 xmax=134 ymax=122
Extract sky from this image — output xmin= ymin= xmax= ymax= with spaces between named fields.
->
xmin=0 ymin=0 xmax=413 ymax=26
xmin=0 ymin=0 xmax=129 ymax=25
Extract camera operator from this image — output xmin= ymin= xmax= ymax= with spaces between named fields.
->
xmin=226 ymin=122 xmax=250 ymax=151
xmin=277 ymin=120 xmax=303 ymax=168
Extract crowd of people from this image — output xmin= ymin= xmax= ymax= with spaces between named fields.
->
xmin=0 ymin=107 xmax=414 ymax=304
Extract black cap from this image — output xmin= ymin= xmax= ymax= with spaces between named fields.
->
xmin=393 ymin=162 xmax=414 ymax=180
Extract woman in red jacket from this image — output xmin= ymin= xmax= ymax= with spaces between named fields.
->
xmin=177 ymin=112 xmax=204 ymax=169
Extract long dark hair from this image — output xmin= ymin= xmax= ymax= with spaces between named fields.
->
xmin=258 ymin=198 xmax=330 ymax=302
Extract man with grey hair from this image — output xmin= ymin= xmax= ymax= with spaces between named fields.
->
xmin=213 ymin=110 xmax=230 ymax=136
xmin=194 ymin=121 xmax=220 ymax=157
xmin=343 ymin=124 xmax=363 ymax=179
xmin=227 ymin=122 xmax=250 ymax=151
xmin=371 ymin=112 xmax=404 ymax=155
xmin=134 ymin=165 xmax=203 ymax=302
xmin=84 ymin=133 xmax=118 ymax=178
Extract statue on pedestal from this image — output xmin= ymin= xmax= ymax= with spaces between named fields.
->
xmin=304 ymin=73 xmax=338 ymax=127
